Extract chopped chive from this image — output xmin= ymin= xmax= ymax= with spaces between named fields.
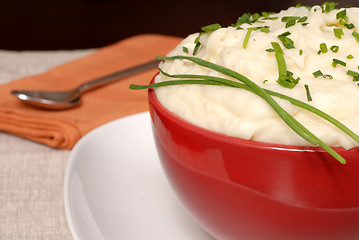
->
xmin=339 ymin=18 xmax=347 ymax=26
xmin=332 ymin=58 xmax=347 ymax=68
xmin=260 ymin=26 xmax=270 ymax=33
xmin=193 ymin=42 xmax=201 ymax=55
xmin=261 ymin=11 xmax=278 ymax=20
xmin=347 ymin=54 xmax=354 ymax=59
xmin=345 ymin=23 xmax=355 ymax=29
xmin=336 ymin=9 xmax=347 ymax=19
xmin=298 ymin=16 xmax=308 ymax=23
xmin=271 ymin=42 xmax=284 ymax=54
xmin=263 ymin=80 xmax=268 ymax=83
xmin=252 ymin=13 xmax=261 ymax=22
xmin=313 ymin=70 xmax=323 ymax=78
xmin=347 ymin=70 xmax=359 ymax=77
xmin=243 ymin=29 xmax=253 ymax=49
xmin=301 ymin=23 xmax=309 ymax=26
xmin=192 ymin=24 xmax=222 ymax=55
xmin=352 ymin=31 xmax=359 ymax=42
xmin=194 ymin=33 xmax=203 ymax=44
xmin=271 ymin=42 xmax=300 ymax=89
xmin=334 ymin=28 xmax=344 ymax=39
xmin=182 ymin=47 xmax=189 ymax=53
xmin=279 ymin=31 xmax=291 ymax=37
xmin=330 ymin=45 xmax=339 ymax=52
xmin=321 ymin=2 xmax=338 ymax=13
xmin=281 ymin=16 xmax=300 ymax=22
xmin=234 ymin=13 xmax=251 ymax=27
xmin=266 ymin=48 xmax=275 ymax=52
xmin=299 ymin=49 xmax=303 ymax=55
xmin=277 ymin=31 xmax=295 ymax=49
xmin=201 ymin=23 xmax=222 ymax=33
xmin=304 ymin=84 xmax=312 ymax=101
xmin=347 ymin=70 xmax=359 ymax=81
xmin=319 ymin=43 xmax=328 ymax=53
xmin=247 ymin=26 xmax=270 ymax=33
xmin=286 ymin=20 xmax=297 ymax=28
xmin=323 ymin=74 xmax=333 ymax=79
xmin=317 ymin=50 xmax=322 ymax=55
xmin=275 ymin=52 xmax=288 ymax=85
xmin=261 ymin=11 xmax=269 ymax=18
xmin=281 ymin=16 xmax=300 ymax=28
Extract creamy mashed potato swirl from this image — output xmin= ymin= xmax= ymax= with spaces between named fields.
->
xmin=155 ymin=5 xmax=359 ymax=149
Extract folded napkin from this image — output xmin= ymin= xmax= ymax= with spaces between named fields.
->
xmin=0 ymin=34 xmax=182 ymax=149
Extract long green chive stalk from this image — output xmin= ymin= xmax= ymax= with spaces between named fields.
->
xmin=131 ymin=71 xmax=359 ymax=148
xmin=130 ymin=55 xmax=359 ymax=164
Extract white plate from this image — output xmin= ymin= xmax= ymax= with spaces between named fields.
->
xmin=64 ymin=112 xmax=215 ymax=240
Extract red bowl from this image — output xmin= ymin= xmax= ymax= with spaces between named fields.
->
xmin=148 ymin=76 xmax=359 ymax=240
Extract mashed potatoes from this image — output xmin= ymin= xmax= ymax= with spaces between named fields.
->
xmin=155 ymin=4 xmax=359 ymax=149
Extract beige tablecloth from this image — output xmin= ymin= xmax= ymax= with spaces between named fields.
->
xmin=0 ymin=49 xmax=94 ymax=239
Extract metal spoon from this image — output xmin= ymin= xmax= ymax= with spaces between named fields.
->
xmin=11 ymin=60 xmax=160 ymax=110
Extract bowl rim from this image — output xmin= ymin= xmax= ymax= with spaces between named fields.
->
xmin=148 ymin=74 xmax=358 ymax=155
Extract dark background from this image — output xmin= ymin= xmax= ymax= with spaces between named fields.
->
xmin=0 ymin=0 xmax=357 ymax=50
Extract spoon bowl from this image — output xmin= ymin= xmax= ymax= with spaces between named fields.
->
xmin=11 ymin=60 xmax=159 ymax=110
xmin=11 ymin=89 xmax=82 ymax=109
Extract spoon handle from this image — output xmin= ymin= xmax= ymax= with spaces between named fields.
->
xmin=78 ymin=60 xmax=160 ymax=92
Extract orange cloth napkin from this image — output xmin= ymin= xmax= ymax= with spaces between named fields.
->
xmin=0 ymin=34 xmax=182 ymax=149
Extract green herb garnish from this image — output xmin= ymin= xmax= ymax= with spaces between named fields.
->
xmin=193 ymin=42 xmax=201 ymax=55
xmin=332 ymin=58 xmax=347 ymax=67
xmin=271 ymin=42 xmax=299 ymax=88
xmin=261 ymin=11 xmax=278 ymax=20
xmin=304 ymin=84 xmax=312 ymax=101
xmin=336 ymin=9 xmax=347 ymax=20
xmin=313 ymin=70 xmax=333 ymax=79
xmin=201 ymin=23 xmax=222 ymax=33
xmin=298 ymin=16 xmax=308 ymax=23
xmin=346 ymin=23 xmax=355 ymax=29
xmin=277 ymin=31 xmax=295 ymax=49
xmin=324 ymin=74 xmax=333 ymax=79
xmin=330 ymin=45 xmax=339 ymax=52
xmin=321 ymin=2 xmax=338 ymax=13
xmin=347 ymin=70 xmax=359 ymax=81
xmin=182 ymin=47 xmax=189 ymax=53
xmin=131 ymin=55 xmax=359 ymax=163
xmin=193 ymin=23 xmax=222 ymax=55
xmin=271 ymin=42 xmax=284 ymax=54
xmin=234 ymin=13 xmax=252 ymax=27
xmin=313 ymin=70 xmax=324 ymax=78
xmin=334 ymin=28 xmax=344 ymax=38
xmin=281 ymin=16 xmax=300 ymax=28
xmin=352 ymin=31 xmax=359 ymax=42
xmin=243 ymin=29 xmax=253 ymax=49
xmin=260 ymin=26 xmax=270 ymax=33
xmin=320 ymin=43 xmax=328 ymax=53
